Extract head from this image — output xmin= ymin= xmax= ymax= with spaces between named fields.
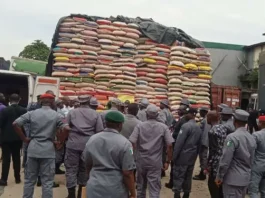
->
xmin=186 ymin=108 xmax=197 ymax=121
xmin=218 ymin=103 xmax=229 ymax=113
xmin=139 ymin=98 xmax=149 ymax=110
xmin=0 ymin=93 xmax=5 ymax=103
xmin=233 ymin=109 xmax=249 ymax=129
xmin=146 ymin=104 xmax=159 ymax=120
xmin=78 ymin=95 xmax=91 ymax=106
xmin=111 ymin=98 xmax=121 ymax=109
xmin=62 ymin=96 xmax=71 ymax=107
xmin=73 ymin=98 xmax=80 ymax=109
xmin=199 ymin=107 xmax=209 ymax=118
xmin=128 ymin=103 xmax=139 ymax=116
xmin=55 ymin=99 xmax=64 ymax=109
xmin=221 ymin=108 xmax=233 ymax=122
xmin=46 ymin=90 xmax=55 ymax=96
xmin=9 ymin=94 xmax=20 ymax=105
xmin=106 ymin=101 xmax=112 ymax=110
xmin=178 ymin=105 xmax=188 ymax=117
xmin=40 ymin=94 xmax=55 ymax=107
xmin=105 ymin=111 xmax=125 ymax=132
xmin=37 ymin=95 xmax=41 ymax=103
xmin=89 ymin=97 xmax=99 ymax=110
xmin=125 ymin=100 xmax=130 ymax=107
xmin=259 ymin=116 xmax=265 ymax=129
xmin=207 ymin=111 xmax=219 ymax=125
xmin=160 ymin=99 xmax=169 ymax=110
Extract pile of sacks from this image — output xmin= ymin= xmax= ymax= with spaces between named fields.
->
xmin=168 ymin=44 xmax=211 ymax=117
xmin=52 ymin=16 xmax=99 ymax=97
xmin=135 ymin=38 xmax=170 ymax=106
xmin=95 ymin=19 xmax=140 ymax=97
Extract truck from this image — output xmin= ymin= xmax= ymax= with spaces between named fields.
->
xmin=0 ymin=57 xmax=60 ymax=107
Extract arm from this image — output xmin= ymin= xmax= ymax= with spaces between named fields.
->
xmin=216 ymin=136 xmax=236 ymax=182
xmin=164 ymin=127 xmax=174 ymax=164
xmin=12 ymin=112 xmax=31 ymax=143
xmin=95 ymin=114 xmax=104 ymax=133
xmin=129 ymin=125 xmax=140 ymax=150
xmin=56 ymin=114 xmax=70 ymax=143
xmin=122 ymin=142 xmax=136 ymax=198
xmin=173 ymin=125 xmax=189 ymax=162
xmin=83 ymin=141 xmax=93 ymax=175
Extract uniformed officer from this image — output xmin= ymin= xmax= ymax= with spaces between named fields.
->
xmin=84 ymin=111 xmax=136 ymax=198
xmin=89 ymin=97 xmax=99 ymax=110
xmin=173 ymin=108 xmax=203 ymax=198
xmin=216 ymin=109 xmax=256 ymax=198
xmin=136 ymin=98 xmax=149 ymax=122
xmin=220 ymin=107 xmax=235 ymax=134
xmin=248 ymin=115 xmax=265 ymax=198
xmin=12 ymin=93 xmax=70 ymax=198
xmin=121 ymin=103 xmax=141 ymax=140
xmin=101 ymin=98 xmax=121 ymax=127
xmin=166 ymin=99 xmax=190 ymax=189
xmin=158 ymin=99 xmax=174 ymax=127
xmin=193 ymin=106 xmax=211 ymax=181
xmin=218 ymin=103 xmax=229 ymax=113
xmin=65 ymin=95 xmax=104 ymax=198
xmin=129 ymin=104 xmax=174 ymax=198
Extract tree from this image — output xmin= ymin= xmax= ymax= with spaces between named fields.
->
xmin=19 ymin=40 xmax=50 ymax=61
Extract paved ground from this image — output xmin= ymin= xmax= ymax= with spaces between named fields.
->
xmin=0 ymin=159 xmax=211 ymax=198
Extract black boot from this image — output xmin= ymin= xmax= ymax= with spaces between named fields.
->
xmin=67 ymin=187 xmax=76 ymax=198
xmin=77 ymin=185 xmax=85 ymax=198
xmin=165 ymin=181 xmax=173 ymax=189
xmin=193 ymin=170 xmax=206 ymax=181
xmin=174 ymin=193 xmax=181 ymax=198
xmin=161 ymin=170 xmax=166 ymax=177
xmin=37 ymin=176 xmax=42 ymax=187
xmin=55 ymin=163 xmax=65 ymax=175
xmin=183 ymin=193 xmax=190 ymax=198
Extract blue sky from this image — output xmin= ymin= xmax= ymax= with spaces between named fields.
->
xmin=1 ymin=0 xmax=265 ymax=59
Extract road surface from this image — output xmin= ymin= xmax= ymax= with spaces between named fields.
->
xmin=0 ymin=159 xmax=211 ymax=197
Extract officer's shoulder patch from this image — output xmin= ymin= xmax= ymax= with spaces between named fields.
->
xmin=226 ymin=140 xmax=233 ymax=147
xmin=129 ymin=147 xmax=133 ymax=155
xmin=179 ymin=130 xmax=183 ymax=135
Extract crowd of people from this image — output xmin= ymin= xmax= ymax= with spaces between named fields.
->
xmin=0 ymin=91 xmax=264 ymax=198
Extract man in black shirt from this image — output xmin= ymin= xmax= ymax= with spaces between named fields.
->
xmin=0 ymin=94 xmax=26 ymax=186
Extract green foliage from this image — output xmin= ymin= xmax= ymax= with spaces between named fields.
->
xmin=247 ymin=68 xmax=259 ymax=84
xmin=19 ymin=40 xmax=50 ymax=61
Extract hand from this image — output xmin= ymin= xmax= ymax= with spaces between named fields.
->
xmin=129 ymin=196 xmax=136 ymax=198
xmin=163 ymin=162 xmax=170 ymax=171
xmin=215 ymin=179 xmax=222 ymax=187
xmin=203 ymin=169 xmax=209 ymax=175
xmin=53 ymin=141 xmax=63 ymax=150
xmin=24 ymin=137 xmax=31 ymax=144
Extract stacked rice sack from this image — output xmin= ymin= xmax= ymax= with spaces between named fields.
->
xmin=95 ymin=19 xmax=140 ymax=101
xmin=52 ymin=17 xmax=99 ymax=98
xmin=135 ymin=38 xmax=170 ymax=106
xmin=168 ymin=44 xmax=211 ymax=117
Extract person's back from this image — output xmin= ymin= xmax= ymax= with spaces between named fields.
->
xmin=23 ymin=106 xmax=61 ymax=158
xmin=84 ymin=111 xmax=136 ymax=198
xmin=121 ymin=103 xmax=141 ymax=139
xmin=131 ymin=119 xmax=169 ymax=168
xmin=252 ymin=129 xmax=265 ymax=171
xmin=249 ymin=116 xmax=265 ymax=198
xmin=67 ymin=106 xmax=103 ymax=151
xmin=219 ymin=127 xmax=256 ymax=186
xmin=174 ymin=119 xmax=202 ymax=165
xmin=0 ymin=104 xmax=26 ymax=143
xmin=85 ymin=131 xmax=132 ymax=190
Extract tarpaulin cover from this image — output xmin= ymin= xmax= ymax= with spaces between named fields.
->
xmin=46 ymin=14 xmax=204 ymax=76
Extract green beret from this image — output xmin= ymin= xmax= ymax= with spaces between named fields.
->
xmin=105 ymin=111 xmax=125 ymax=123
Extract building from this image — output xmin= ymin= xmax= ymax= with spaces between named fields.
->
xmin=244 ymin=42 xmax=265 ymax=69
xmin=203 ymin=41 xmax=246 ymax=87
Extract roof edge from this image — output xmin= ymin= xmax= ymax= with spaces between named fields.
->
xmin=202 ymin=41 xmax=245 ymax=51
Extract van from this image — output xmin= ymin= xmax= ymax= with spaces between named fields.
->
xmin=0 ymin=70 xmax=60 ymax=107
